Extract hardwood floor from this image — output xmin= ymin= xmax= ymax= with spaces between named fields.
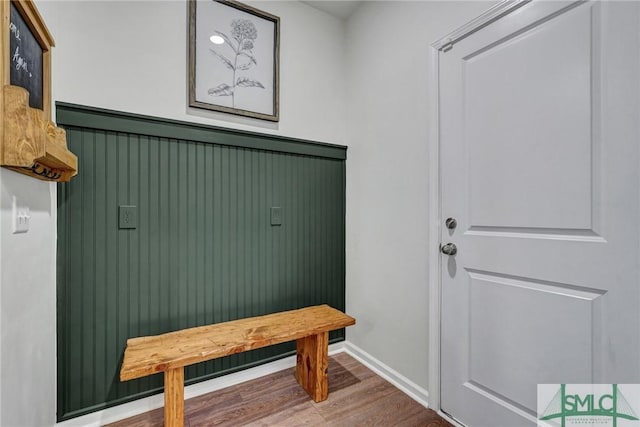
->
xmin=107 ymin=352 xmax=452 ymax=427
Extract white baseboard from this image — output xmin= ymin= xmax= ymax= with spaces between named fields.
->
xmin=56 ymin=342 xmax=346 ymax=427
xmin=56 ymin=341 xmax=432 ymax=426
xmin=342 ymin=342 xmax=430 ymax=409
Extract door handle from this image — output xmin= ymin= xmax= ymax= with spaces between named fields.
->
xmin=441 ymin=243 xmax=457 ymax=256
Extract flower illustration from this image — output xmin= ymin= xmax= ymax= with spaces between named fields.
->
xmin=231 ymin=19 xmax=257 ymax=43
xmin=208 ymin=18 xmax=264 ymax=107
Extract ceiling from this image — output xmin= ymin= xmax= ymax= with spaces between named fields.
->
xmin=301 ymin=1 xmax=362 ymax=20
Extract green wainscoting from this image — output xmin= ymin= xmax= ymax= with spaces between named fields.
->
xmin=56 ymin=103 xmax=347 ymax=421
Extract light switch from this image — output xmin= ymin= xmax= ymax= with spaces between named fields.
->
xmin=270 ymin=207 xmax=282 ymax=226
xmin=12 ymin=196 xmax=30 ymax=234
xmin=119 ymin=205 xmax=137 ymax=229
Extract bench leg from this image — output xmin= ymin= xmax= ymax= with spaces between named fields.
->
xmin=295 ymin=331 xmax=329 ymax=402
xmin=164 ymin=367 xmax=184 ymax=427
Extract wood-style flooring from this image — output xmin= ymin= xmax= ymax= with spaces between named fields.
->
xmin=107 ymin=352 xmax=452 ymax=427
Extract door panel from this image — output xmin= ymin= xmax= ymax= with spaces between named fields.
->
xmin=465 ymin=4 xmax=592 ymax=230
xmin=440 ymin=2 xmax=640 ymax=426
xmin=469 ymin=271 xmax=597 ymax=410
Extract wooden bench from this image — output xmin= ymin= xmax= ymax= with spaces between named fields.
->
xmin=120 ymin=305 xmax=355 ymax=427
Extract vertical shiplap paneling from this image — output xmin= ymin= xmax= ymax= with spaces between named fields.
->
xmin=93 ymin=130 xmax=108 ymax=403
xmin=83 ymin=129 xmax=96 ymax=407
xmin=136 ymin=134 xmax=150 ymax=393
xmin=57 ymin=119 xmax=346 ymax=421
xmin=194 ymin=141 xmax=206 ymax=379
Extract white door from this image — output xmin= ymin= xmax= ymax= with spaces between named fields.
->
xmin=439 ymin=1 xmax=640 ymax=426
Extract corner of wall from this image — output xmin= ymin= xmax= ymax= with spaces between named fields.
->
xmin=343 ymin=0 xmax=499 ymax=397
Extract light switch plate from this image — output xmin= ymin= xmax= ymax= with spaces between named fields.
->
xmin=119 ymin=205 xmax=137 ymax=229
xmin=270 ymin=207 xmax=282 ymax=226
xmin=12 ymin=196 xmax=30 ymax=234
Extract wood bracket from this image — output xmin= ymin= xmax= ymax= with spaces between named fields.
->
xmin=2 ymin=85 xmax=77 ymax=181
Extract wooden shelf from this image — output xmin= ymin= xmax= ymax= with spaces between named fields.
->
xmin=2 ymin=85 xmax=77 ymax=181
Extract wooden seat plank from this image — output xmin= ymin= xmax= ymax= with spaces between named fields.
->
xmin=120 ymin=305 xmax=355 ymax=380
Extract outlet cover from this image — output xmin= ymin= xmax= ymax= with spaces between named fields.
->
xmin=270 ymin=207 xmax=282 ymax=226
xmin=119 ymin=205 xmax=137 ymax=229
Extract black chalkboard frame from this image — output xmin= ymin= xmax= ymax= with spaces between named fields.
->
xmin=3 ymin=0 xmax=54 ymax=120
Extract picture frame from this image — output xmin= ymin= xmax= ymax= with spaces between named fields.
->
xmin=189 ymin=0 xmax=280 ymax=122
xmin=3 ymin=0 xmax=53 ymax=121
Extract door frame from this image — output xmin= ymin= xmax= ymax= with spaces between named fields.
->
xmin=426 ymin=0 xmax=537 ymax=420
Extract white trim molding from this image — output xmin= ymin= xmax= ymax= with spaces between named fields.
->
xmin=431 ymin=0 xmax=530 ymax=51
xmin=56 ymin=342 xmax=346 ymax=427
xmin=343 ymin=342 xmax=429 ymax=409
xmin=426 ymin=40 xmax=442 ymax=413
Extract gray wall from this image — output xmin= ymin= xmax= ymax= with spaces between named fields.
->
xmin=0 ymin=170 xmax=57 ymax=426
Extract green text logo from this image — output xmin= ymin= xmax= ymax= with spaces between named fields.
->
xmin=538 ymin=384 xmax=639 ymax=427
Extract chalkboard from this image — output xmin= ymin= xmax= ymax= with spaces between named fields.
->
xmin=9 ymin=2 xmax=43 ymax=110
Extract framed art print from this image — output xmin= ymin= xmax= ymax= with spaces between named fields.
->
xmin=189 ymin=0 xmax=280 ymax=122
